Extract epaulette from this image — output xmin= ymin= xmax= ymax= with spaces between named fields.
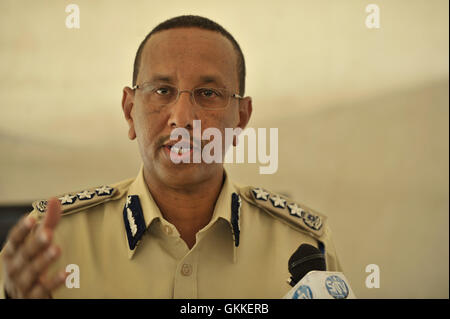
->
xmin=31 ymin=178 xmax=134 ymax=218
xmin=238 ymin=186 xmax=327 ymax=239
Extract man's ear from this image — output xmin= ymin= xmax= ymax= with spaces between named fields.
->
xmin=234 ymin=96 xmax=253 ymax=146
xmin=122 ymin=87 xmax=136 ymax=140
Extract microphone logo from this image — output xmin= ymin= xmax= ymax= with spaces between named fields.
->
xmin=325 ymin=275 xmax=349 ymax=299
xmin=292 ymin=285 xmax=313 ymax=299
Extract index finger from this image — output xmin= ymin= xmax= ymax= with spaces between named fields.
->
xmin=41 ymin=197 xmax=61 ymax=231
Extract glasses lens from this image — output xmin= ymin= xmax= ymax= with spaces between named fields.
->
xmin=138 ymin=84 xmax=231 ymax=109
xmin=194 ymin=88 xmax=228 ymax=109
xmin=142 ymin=84 xmax=177 ymax=106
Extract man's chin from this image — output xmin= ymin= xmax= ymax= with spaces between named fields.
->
xmin=157 ymin=165 xmax=221 ymax=190
xmin=149 ymin=154 xmax=219 ymax=184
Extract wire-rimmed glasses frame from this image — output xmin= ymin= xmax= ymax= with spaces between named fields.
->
xmin=131 ymin=82 xmax=243 ymax=110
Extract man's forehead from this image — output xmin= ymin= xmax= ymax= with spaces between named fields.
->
xmin=139 ymin=27 xmax=238 ymax=84
xmin=147 ymin=73 xmax=227 ymax=86
xmin=145 ymin=27 xmax=235 ymax=53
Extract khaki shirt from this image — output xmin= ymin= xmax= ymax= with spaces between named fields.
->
xmin=0 ymin=167 xmax=342 ymax=298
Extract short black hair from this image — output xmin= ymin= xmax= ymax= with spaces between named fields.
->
xmin=132 ymin=15 xmax=246 ymax=96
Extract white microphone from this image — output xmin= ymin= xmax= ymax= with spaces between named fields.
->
xmin=283 ymin=270 xmax=356 ymax=299
xmin=283 ymin=244 xmax=356 ymax=299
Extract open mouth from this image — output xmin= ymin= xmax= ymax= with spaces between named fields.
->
xmin=165 ymin=144 xmax=192 ymax=156
xmin=161 ymin=140 xmax=200 ymax=162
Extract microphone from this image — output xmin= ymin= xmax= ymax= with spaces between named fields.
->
xmin=283 ymin=244 xmax=356 ymax=299
xmin=288 ymin=243 xmax=326 ymax=287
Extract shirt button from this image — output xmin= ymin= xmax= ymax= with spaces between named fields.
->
xmin=181 ymin=264 xmax=192 ymax=276
xmin=163 ymin=225 xmax=173 ymax=235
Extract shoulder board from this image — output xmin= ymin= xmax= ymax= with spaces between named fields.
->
xmin=31 ymin=178 xmax=134 ymax=218
xmin=238 ymin=185 xmax=327 ymax=239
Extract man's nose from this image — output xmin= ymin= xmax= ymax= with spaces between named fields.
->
xmin=167 ymin=90 xmax=196 ymax=130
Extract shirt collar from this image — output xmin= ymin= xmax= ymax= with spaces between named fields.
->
xmin=124 ymin=165 xmax=240 ymax=261
xmin=195 ymin=168 xmax=240 ymax=262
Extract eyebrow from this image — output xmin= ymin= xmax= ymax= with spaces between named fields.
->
xmin=148 ymin=74 xmax=226 ymax=87
xmin=149 ymin=74 xmax=174 ymax=83
xmin=197 ymin=75 xmax=225 ymax=87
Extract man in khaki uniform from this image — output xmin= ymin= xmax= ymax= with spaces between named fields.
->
xmin=0 ymin=15 xmax=341 ymax=298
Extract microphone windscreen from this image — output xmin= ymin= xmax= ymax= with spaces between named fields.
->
xmin=288 ymin=244 xmax=326 ymax=286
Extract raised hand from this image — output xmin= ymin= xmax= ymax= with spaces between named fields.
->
xmin=1 ymin=198 xmax=68 ymax=298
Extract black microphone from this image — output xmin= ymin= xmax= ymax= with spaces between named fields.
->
xmin=288 ymin=244 xmax=326 ymax=287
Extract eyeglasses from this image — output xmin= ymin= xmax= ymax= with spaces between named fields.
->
xmin=132 ymin=82 xmax=243 ymax=110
